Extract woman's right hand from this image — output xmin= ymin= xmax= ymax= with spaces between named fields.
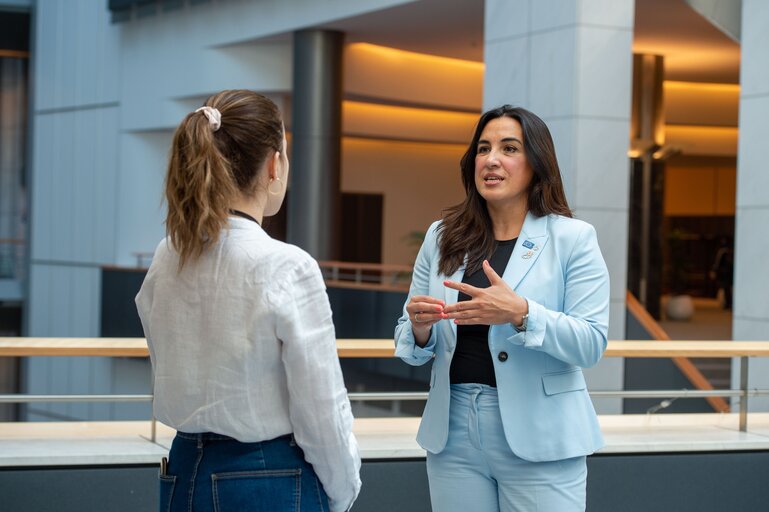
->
xmin=406 ymin=295 xmax=447 ymax=346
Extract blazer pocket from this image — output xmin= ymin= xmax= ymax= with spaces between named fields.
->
xmin=542 ymin=368 xmax=586 ymax=396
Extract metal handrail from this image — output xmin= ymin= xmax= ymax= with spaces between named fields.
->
xmin=350 ymin=389 xmax=769 ymax=401
xmin=0 ymin=394 xmax=153 ymax=403
xmin=5 ymin=388 xmax=769 ymax=404
xmin=3 ymin=386 xmax=769 ymax=445
xmin=3 ymin=339 xmax=768 ymax=436
xmin=626 ymin=291 xmax=730 ymax=413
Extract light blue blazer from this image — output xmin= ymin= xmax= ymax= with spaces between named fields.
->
xmin=395 ymin=212 xmax=610 ymax=462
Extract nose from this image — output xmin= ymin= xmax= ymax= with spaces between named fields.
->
xmin=485 ymin=149 xmax=501 ymax=167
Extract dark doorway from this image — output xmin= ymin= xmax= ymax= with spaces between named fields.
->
xmin=263 ymin=192 xmax=384 ymax=264
xmin=341 ymin=193 xmax=383 ymax=263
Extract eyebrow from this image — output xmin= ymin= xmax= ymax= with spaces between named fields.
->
xmin=478 ymin=137 xmax=523 ymax=145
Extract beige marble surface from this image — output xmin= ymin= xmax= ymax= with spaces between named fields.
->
xmin=2 ymin=413 xmax=769 ymax=467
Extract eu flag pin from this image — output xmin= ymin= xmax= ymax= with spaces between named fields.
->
xmin=522 ymin=240 xmax=534 ymax=249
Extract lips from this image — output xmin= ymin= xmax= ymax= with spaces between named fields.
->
xmin=483 ymin=174 xmax=504 ymax=183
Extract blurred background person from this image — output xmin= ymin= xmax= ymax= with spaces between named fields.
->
xmin=710 ymin=237 xmax=734 ymax=310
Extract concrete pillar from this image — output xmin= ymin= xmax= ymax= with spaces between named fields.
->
xmin=288 ymin=29 xmax=344 ymax=260
xmin=734 ymin=0 xmax=769 ymax=410
xmin=483 ymin=0 xmax=635 ymax=413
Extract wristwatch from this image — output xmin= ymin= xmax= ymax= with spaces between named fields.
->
xmin=515 ymin=313 xmax=529 ymax=332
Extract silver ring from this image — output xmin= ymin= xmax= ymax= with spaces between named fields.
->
xmin=414 ymin=313 xmax=421 ymax=323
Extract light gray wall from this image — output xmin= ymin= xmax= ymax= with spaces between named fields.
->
xmin=483 ymin=0 xmax=635 ymax=413
xmin=733 ymin=0 xmax=769 ymax=411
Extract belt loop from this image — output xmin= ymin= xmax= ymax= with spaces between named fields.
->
xmin=197 ymin=433 xmax=204 ymax=449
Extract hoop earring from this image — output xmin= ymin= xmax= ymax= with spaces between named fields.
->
xmin=268 ymin=177 xmax=283 ymax=196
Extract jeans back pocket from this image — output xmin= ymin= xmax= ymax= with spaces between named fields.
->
xmin=158 ymin=474 xmax=177 ymax=512
xmin=212 ymin=469 xmax=302 ymax=512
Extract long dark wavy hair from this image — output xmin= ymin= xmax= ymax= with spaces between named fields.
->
xmin=438 ymin=105 xmax=572 ymax=276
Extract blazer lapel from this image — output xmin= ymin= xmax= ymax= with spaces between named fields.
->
xmin=444 ymin=262 xmax=465 ymax=339
xmin=502 ymin=212 xmax=550 ymax=291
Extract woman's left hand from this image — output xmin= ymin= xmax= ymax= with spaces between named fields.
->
xmin=443 ymin=260 xmax=528 ymax=326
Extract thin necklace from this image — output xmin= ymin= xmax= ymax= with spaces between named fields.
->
xmin=229 ymin=209 xmax=260 ymax=226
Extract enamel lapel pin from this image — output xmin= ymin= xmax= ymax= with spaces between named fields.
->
xmin=521 ymin=240 xmax=539 ymax=259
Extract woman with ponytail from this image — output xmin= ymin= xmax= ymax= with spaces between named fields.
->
xmin=136 ymin=90 xmax=361 ymax=512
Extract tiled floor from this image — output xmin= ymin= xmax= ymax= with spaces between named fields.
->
xmin=659 ymin=296 xmax=732 ymax=341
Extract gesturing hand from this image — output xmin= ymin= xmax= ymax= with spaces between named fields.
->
xmin=443 ymin=260 xmax=528 ymax=326
xmin=406 ymin=295 xmax=448 ymax=346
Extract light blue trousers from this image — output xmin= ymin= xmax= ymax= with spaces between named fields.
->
xmin=426 ymin=384 xmax=587 ymax=512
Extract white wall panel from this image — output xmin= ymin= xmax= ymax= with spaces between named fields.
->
xmin=577 ymin=27 xmax=634 ymax=118
xmin=117 ymin=0 xmax=413 ymax=51
xmin=734 ymin=0 xmax=769 ymax=412
xmin=27 ymin=264 xmax=99 ymax=336
xmin=119 ymin=42 xmax=292 ymax=132
xmin=34 ymin=0 xmax=119 ymax=110
xmin=114 ymin=131 xmax=170 ymax=266
xmin=31 ymin=107 xmax=118 ymax=264
xmin=740 ymin=0 xmax=769 ymax=97
xmin=529 ymin=28 xmax=578 ymax=118
xmin=485 ymin=0 xmax=528 ymax=41
xmin=482 ymin=38 xmax=529 ymax=110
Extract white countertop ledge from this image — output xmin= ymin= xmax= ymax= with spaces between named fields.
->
xmin=2 ymin=413 xmax=769 ymax=467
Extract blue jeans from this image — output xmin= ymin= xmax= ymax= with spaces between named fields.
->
xmin=427 ymin=384 xmax=587 ymax=512
xmin=160 ymin=432 xmax=330 ymax=512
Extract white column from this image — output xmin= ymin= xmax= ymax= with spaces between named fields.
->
xmin=484 ymin=0 xmax=635 ymax=413
xmin=734 ymin=0 xmax=769 ymax=411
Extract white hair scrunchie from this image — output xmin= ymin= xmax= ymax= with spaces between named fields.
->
xmin=195 ymin=106 xmax=222 ymax=132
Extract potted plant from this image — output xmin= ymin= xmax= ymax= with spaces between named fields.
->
xmin=665 ymin=228 xmax=694 ymax=321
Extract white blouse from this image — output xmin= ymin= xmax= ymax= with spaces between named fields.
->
xmin=135 ymin=217 xmax=361 ymax=512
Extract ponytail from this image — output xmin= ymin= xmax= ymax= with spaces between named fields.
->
xmin=164 ymin=90 xmax=283 ymax=269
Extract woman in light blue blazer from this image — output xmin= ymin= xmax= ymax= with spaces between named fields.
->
xmin=395 ymin=106 xmax=609 ymax=512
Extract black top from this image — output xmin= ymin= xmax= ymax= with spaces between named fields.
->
xmin=449 ymin=238 xmax=517 ymax=387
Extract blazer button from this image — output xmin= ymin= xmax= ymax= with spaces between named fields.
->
xmin=498 ymin=351 xmax=508 ymax=362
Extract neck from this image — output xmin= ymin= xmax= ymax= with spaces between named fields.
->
xmin=229 ymin=194 xmax=266 ymax=226
xmin=487 ymin=199 xmax=528 ymax=240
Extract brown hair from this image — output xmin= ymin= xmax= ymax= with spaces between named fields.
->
xmin=438 ymin=105 xmax=572 ymax=276
xmin=165 ymin=90 xmax=283 ymax=268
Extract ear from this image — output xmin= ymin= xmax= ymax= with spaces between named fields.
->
xmin=267 ymin=150 xmax=280 ymax=181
